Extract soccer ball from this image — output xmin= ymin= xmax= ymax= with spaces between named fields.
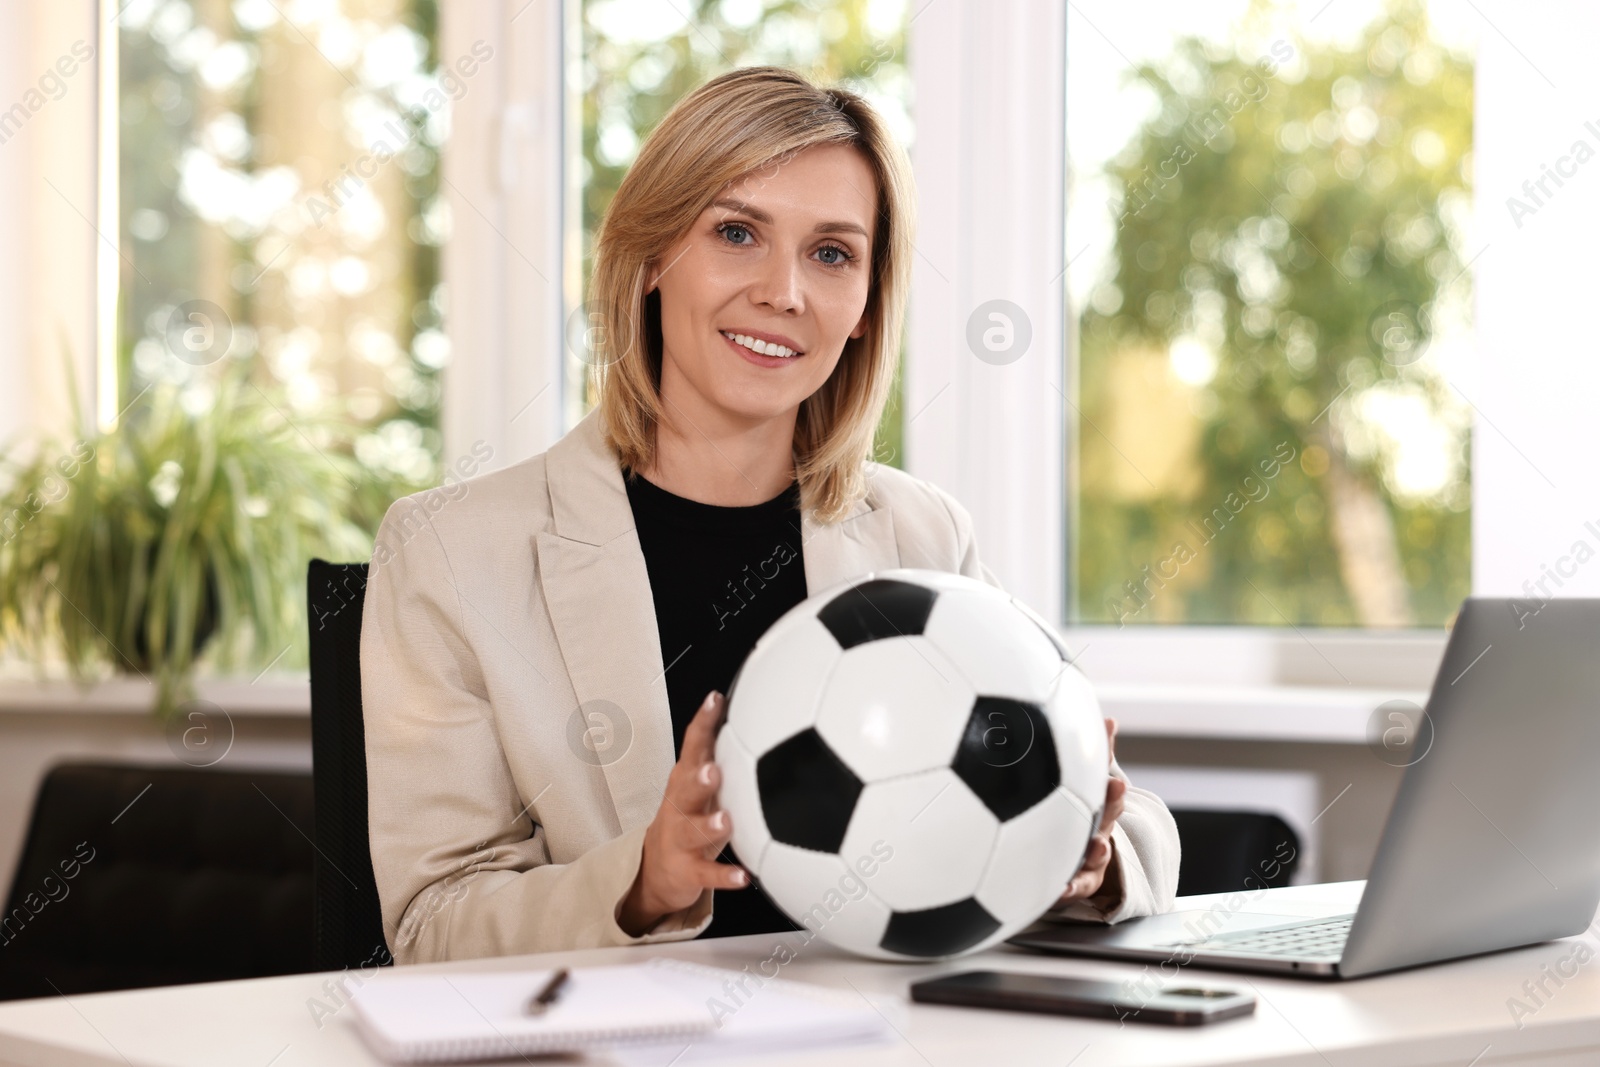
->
xmin=714 ymin=568 xmax=1108 ymax=960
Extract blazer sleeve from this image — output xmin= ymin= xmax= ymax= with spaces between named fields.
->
xmin=361 ymin=496 xmax=712 ymax=964
xmin=927 ymin=482 xmax=1181 ymax=922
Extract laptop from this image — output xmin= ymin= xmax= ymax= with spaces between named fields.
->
xmin=1010 ymin=598 xmax=1600 ymax=979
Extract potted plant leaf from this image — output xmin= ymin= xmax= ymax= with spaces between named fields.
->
xmin=0 ymin=360 xmax=399 ymax=720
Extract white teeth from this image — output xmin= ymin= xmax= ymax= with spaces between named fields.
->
xmin=722 ymin=330 xmax=799 ymax=358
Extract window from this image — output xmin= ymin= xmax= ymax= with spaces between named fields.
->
xmin=568 ymin=0 xmax=913 ymax=461
xmin=1066 ymin=1 xmax=1475 ymax=628
xmin=116 ymin=0 xmax=447 ymax=500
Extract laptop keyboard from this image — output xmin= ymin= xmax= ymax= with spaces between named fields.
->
xmin=1161 ymin=916 xmax=1353 ymax=959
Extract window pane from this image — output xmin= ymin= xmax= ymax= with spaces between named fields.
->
xmin=570 ymin=0 xmax=912 ymax=464
xmin=118 ymin=0 xmax=446 ymax=511
xmin=1068 ymin=1 xmax=1474 ymax=627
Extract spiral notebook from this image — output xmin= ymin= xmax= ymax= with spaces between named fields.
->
xmin=349 ymin=957 xmax=893 ymax=1064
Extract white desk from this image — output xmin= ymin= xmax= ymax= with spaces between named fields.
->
xmin=1 ymin=882 xmax=1598 ymax=1067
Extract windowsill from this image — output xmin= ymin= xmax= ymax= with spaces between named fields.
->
xmin=0 ymin=673 xmax=311 ymax=717
xmin=1098 ymin=682 xmax=1426 ymax=744
xmin=1060 ymin=625 xmax=1447 ymax=691
xmin=0 ymin=672 xmax=1421 ymax=743
xmin=1062 ymin=625 xmax=1441 ymax=744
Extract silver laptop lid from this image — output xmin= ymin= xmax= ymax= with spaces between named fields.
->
xmin=1340 ymin=598 xmax=1600 ymax=978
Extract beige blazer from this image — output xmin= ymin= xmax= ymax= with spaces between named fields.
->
xmin=361 ymin=407 xmax=1180 ymax=965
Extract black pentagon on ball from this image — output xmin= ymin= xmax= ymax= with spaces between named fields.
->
xmin=816 ymin=578 xmax=937 ymax=649
xmin=880 ymin=898 xmax=1001 ymax=958
xmin=756 ymin=728 xmax=863 ymax=853
xmin=951 ymin=696 xmax=1061 ymax=821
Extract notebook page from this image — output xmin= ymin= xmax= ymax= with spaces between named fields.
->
xmin=611 ymin=959 xmax=897 ymax=1065
xmin=350 ymin=964 xmax=715 ymax=1062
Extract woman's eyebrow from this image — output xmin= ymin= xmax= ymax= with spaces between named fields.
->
xmin=710 ymin=197 xmax=869 ymax=239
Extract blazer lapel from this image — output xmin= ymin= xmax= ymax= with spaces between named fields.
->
xmin=799 ymin=492 xmax=899 ymax=596
xmin=534 ymin=408 xmax=901 ymax=833
xmin=535 ymin=410 xmax=672 ymax=834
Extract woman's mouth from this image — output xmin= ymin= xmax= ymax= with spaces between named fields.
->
xmin=720 ymin=330 xmax=803 ymax=363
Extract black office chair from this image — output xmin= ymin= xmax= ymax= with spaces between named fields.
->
xmin=0 ymin=763 xmax=315 ymax=1001
xmin=1169 ymin=809 xmax=1301 ymax=896
xmin=307 ymin=559 xmax=392 ymax=972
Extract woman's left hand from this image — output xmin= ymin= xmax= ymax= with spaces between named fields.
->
xmin=1052 ymin=717 xmax=1126 ymax=911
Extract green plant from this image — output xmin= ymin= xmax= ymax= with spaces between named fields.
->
xmin=0 ymin=361 xmax=390 ymax=720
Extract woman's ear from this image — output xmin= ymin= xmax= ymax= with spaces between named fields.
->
xmin=849 ymin=312 xmax=871 ymax=340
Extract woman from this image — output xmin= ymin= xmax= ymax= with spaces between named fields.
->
xmin=361 ymin=66 xmax=1179 ymax=964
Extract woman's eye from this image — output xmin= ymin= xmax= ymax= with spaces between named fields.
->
xmin=716 ymin=223 xmax=853 ymax=268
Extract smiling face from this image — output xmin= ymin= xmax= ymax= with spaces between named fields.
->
xmin=644 ymin=143 xmax=878 ymax=431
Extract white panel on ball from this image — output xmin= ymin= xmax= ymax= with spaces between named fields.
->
xmin=837 ymin=768 xmax=1000 ymax=912
xmin=922 ymin=586 xmax=1062 ymax=702
xmin=1044 ymin=665 xmax=1109 ymax=802
xmin=974 ymin=787 xmax=1096 ymax=925
xmin=756 ymin=840 xmax=894 ymax=954
xmin=815 ymin=638 xmax=973 ymax=783
xmin=724 ymin=614 xmax=841 ymax=756
xmin=1007 ymin=594 xmax=1074 ymax=660
xmin=714 ymin=727 xmax=770 ymax=873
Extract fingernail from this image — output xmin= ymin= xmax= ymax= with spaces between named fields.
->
xmin=701 ymin=692 xmax=715 ymax=710
xmin=710 ymin=811 xmax=726 ymax=831
xmin=730 ymin=868 xmax=747 ymax=886
xmin=698 ymin=763 xmax=715 ymax=786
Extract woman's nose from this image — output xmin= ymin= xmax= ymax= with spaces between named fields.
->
xmin=749 ymin=249 xmax=804 ymax=314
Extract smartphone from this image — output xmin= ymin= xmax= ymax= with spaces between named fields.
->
xmin=909 ymin=970 xmax=1256 ymax=1026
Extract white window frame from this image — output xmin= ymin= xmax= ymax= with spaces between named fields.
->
xmin=12 ymin=0 xmax=1587 ymax=712
xmin=438 ymin=0 xmax=568 ymax=472
xmin=0 ymin=0 xmax=101 ymax=454
xmin=904 ymin=0 xmax=1068 ymax=634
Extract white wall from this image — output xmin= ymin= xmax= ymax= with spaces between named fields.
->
xmin=1472 ymin=3 xmax=1600 ymax=597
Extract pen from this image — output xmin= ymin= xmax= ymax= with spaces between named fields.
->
xmin=524 ymin=968 xmax=570 ymax=1016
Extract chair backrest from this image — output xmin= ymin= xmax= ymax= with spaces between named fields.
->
xmin=307 ymin=559 xmax=391 ymax=972
xmin=0 ymin=763 xmax=315 ymax=1000
xmin=1169 ymin=809 xmax=1302 ymax=896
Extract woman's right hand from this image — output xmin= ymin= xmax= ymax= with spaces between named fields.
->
xmin=617 ymin=690 xmax=748 ymax=936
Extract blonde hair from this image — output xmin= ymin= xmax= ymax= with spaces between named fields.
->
xmin=590 ymin=66 xmax=915 ymax=525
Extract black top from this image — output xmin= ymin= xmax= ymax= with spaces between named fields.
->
xmin=622 ymin=465 xmax=806 ymax=939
